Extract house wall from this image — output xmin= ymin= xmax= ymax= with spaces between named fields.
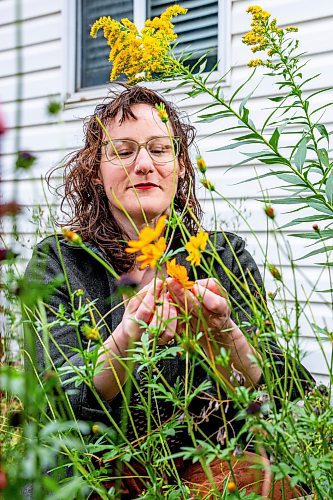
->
xmin=1 ymin=0 xmax=332 ymax=381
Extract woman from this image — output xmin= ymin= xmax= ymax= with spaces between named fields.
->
xmin=25 ymin=85 xmax=309 ymax=497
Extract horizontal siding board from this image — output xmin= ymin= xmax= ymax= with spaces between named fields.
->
xmin=0 ymin=13 xmax=61 ymax=52
xmin=0 ymin=69 xmax=62 ymax=104
xmin=0 ymin=40 xmax=61 ymax=78
xmin=1 ymin=122 xmax=82 ymax=155
xmin=0 ymin=0 xmax=60 ymax=25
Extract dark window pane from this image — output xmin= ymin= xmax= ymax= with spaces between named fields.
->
xmin=147 ymin=0 xmax=218 ymax=72
xmin=77 ymin=0 xmax=133 ymax=90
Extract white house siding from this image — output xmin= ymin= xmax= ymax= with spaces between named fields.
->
xmin=1 ymin=0 xmax=332 ymax=381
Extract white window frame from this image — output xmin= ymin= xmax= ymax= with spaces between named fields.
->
xmin=62 ymin=0 xmax=231 ymax=105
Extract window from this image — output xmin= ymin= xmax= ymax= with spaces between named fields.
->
xmin=76 ymin=0 xmax=223 ymax=92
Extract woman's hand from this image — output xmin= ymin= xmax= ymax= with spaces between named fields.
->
xmin=167 ymin=277 xmax=262 ymax=387
xmin=166 ymin=277 xmax=234 ymax=345
xmin=122 ymin=278 xmax=177 ymax=345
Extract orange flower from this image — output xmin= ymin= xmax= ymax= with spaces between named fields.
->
xmin=185 ymin=230 xmax=209 ymax=266
xmin=62 ymin=228 xmax=82 ymax=245
xmin=136 ymin=237 xmax=166 ymax=269
xmin=166 ymin=258 xmax=194 ymax=289
xmin=126 ymin=215 xmax=167 ymax=253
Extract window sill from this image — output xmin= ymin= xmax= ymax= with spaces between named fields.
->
xmin=64 ymin=70 xmax=231 ymax=110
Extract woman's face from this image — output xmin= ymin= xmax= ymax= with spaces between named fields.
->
xmin=99 ymin=103 xmax=183 ymax=228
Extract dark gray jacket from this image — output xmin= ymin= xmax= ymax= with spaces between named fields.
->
xmin=24 ymin=232 xmax=310 ymax=444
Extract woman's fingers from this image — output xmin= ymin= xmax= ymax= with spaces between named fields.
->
xmin=166 ymin=278 xmax=201 ymax=314
xmin=134 ymin=279 xmax=163 ymax=324
xmin=192 ymin=282 xmax=229 ymax=316
xmin=150 ymin=293 xmax=177 ymax=345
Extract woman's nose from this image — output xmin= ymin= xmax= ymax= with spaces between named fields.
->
xmin=134 ymin=147 xmax=154 ymax=174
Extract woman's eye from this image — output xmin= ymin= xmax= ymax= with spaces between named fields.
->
xmin=118 ymin=149 xmax=134 ymax=157
xmin=151 ymin=146 xmax=170 ymax=155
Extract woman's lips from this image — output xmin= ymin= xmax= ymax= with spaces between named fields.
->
xmin=132 ymin=183 xmax=158 ymax=190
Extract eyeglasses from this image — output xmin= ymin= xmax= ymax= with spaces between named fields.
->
xmin=102 ymin=136 xmax=180 ymax=166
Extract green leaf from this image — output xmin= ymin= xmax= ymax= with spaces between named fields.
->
xmin=269 ymin=197 xmax=308 ymax=205
xmin=276 ymin=173 xmax=306 ymax=185
xmin=242 ymin=106 xmax=250 ymax=123
xmin=325 ymin=173 xmax=333 ymax=204
xmin=295 ymin=246 xmax=333 ymax=260
xmin=315 ymin=123 xmax=329 ymax=142
xmin=235 ymin=169 xmax=288 ymax=185
xmin=269 ymin=128 xmax=280 ymax=151
xmin=289 ymin=229 xmax=333 ymax=239
xmin=268 ymin=96 xmax=286 ymax=102
xmin=260 ymin=157 xmax=290 ymax=165
xmin=279 ymin=214 xmax=332 ymax=229
xmin=199 ymin=60 xmax=207 ymax=73
xmin=234 ymin=133 xmax=262 ymax=141
xmin=293 ymin=138 xmax=307 ymax=172
xmin=318 ymin=148 xmax=330 ymax=169
xmin=307 ymin=199 xmax=333 ymax=215
xmin=212 ymin=140 xmax=256 ymax=151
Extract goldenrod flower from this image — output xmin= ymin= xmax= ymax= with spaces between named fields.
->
xmin=166 ymin=259 xmax=194 ymax=289
xmin=136 ymin=237 xmax=166 ymax=269
xmin=90 ymin=5 xmax=187 ymax=83
xmin=62 ymin=228 xmax=82 ymax=245
xmin=126 ymin=215 xmax=167 ymax=253
xmin=248 ymin=58 xmax=264 ymax=67
xmin=185 ymin=230 xmax=209 ymax=267
xmin=155 ymin=102 xmax=169 ymax=123
xmin=243 ymin=5 xmax=299 ymax=63
xmin=285 ymin=26 xmax=298 ymax=32
xmin=246 ymin=6 xmax=270 ymax=21
xmin=196 ymin=156 xmax=207 ymax=174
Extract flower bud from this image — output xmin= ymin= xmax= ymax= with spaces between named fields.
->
xmin=196 ymin=155 xmax=207 ymax=174
xmin=227 ymin=480 xmax=237 ymax=492
xmin=264 ymin=205 xmax=275 ymax=219
xmin=155 ymin=102 xmax=169 ymax=123
xmin=200 ymin=179 xmax=215 ymax=191
xmin=62 ymin=229 xmax=82 ymax=245
xmin=268 ymin=264 xmax=282 ymax=281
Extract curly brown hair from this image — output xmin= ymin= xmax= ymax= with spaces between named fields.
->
xmin=55 ymin=84 xmax=203 ymax=274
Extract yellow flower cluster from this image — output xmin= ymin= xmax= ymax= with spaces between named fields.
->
xmin=242 ymin=6 xmax=272 ymax=53
xmin=248 ymin=58 xmax=264 ymax=67
xmin=126 ymin=215 xmax=167 ymax=269
xmin=243 ymin=5 xmax=299 ymax=66
xmin=185 ymin=230 xmax=209 ymax=266
xmin=90 ymin=5 xmax=187 ymax=83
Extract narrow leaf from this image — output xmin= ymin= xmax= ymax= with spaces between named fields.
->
xmin=315 ymin=124 xmax=329 ymax=142
xmin=325 ymin=173 xmax=333 ymax=205
xmin=269 ymin=128 xmax=280 ymax=151
xmin=279 ymin=214 xmax=332 ymax=229
xmin=307 ymin=199 xmax=333 ymax=215
xmin=293 ymin=138 xmax=307 ymax=172
xmin=318 ymin=148 xmax=330 ymax=169
xmin=295 ymin=246 xmax=333 ymax=260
